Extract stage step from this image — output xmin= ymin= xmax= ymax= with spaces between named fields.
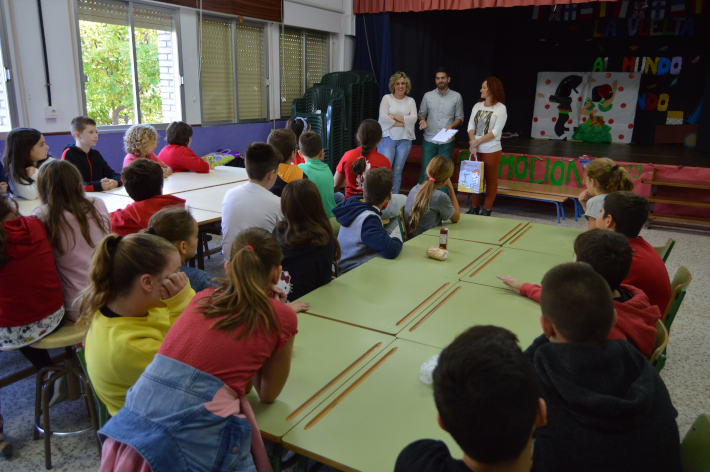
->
xmin=642 ymin=177 xmax=710 ymax=190
xmin=647 ymin=213 xmax=710 ymax=227
xmin=646 ymin=196 xmax=710 ymax=208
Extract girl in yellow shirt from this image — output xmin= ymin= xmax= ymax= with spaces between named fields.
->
xmin=78 ymin=233 xmax=195 ymax=415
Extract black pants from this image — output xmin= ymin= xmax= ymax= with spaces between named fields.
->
xmin=18 ymin=347 xmax=53 ymax=370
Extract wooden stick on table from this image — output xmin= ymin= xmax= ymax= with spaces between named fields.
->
xmin=508 ymin=225 xmax=533 ymax=245
xmin=286 ymin=342 xmax=383 ymax=421
xmin=304 ymin=347 xmax=398 ymax=430
xmin=396 ymin=282 xmax=450 ymax=326
xmin=457 ymin=249 xmax=494 ymax=275
xmin=408 ymin=285 xmax=463 ymax=332
xmin=499 ymin=223 xmax=524 ymax=242
xmin=468 ymin=250 xmax=504 ymax=278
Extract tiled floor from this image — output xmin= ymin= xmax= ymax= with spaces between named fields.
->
xmin=1 ymin=196 xmax=708 ymax=471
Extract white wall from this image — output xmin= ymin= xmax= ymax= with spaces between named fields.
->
xmin=1 ymin=0 xmax=355 ymax=133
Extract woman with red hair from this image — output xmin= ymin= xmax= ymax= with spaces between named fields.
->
xmin=466 ymin=77 xmax=507 ymax=216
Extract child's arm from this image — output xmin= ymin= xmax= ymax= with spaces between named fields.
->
xmin=253 ymin=336 xmax=295 ymax=403
xmin=361 ymin=215 xmax=403 ymax=259
xmin=333 ymin=170 xmax=346 ymax=188
xmin=160 ymin=272 xmax=196 ymax=325
xmin=151 ymin=153 xmax=173 ymax=178
xmin=182 ymin=147 xmax=210 ymax=173
xmin=99 ymin=155 xmax=123 ymax=188
xmin=497 ymin=276 xmax=541 ymax=302
xmin=444 ymin=179 xmax=461 ymax=223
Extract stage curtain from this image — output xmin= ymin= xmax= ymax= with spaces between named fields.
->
xmin=356 ymin=0 xmax=598 ymax=14
xmin=353 ymin=13 xmax=393 ymax=100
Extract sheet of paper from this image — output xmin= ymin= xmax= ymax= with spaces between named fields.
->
xmin=431 ymin=128 xmax=457 ymax=143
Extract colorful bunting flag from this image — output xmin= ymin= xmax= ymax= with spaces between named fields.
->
xmin=651 ymin=0 xmax=667 ymax=18
xmin=693 ymin=0 xmax=706 ymax=14
xmin=670 ymin=0 xmax=687 ymax=16
xmin=580 ymin=2 xmax=595 ymax=19
xmin=549 ymin=5 xmax=563 ymax=21
xmin=614 ymin=1 xmax=630 ymax=17
xmin=631 ymin=1 xmax=649 ymax=18
xmin=532 ymin=5 xmax=545 ymax=20
xmin=597 ymin=1 xmax=614 ymax=17
xmin=564 ymin=4 xmax=578 ymax=20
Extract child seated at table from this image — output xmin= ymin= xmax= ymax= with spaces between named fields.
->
xmin=405 ymin=155 xmax=460 ymax=237
xmin=297 ymin=131 xmax=339 ymax=216
xmin=596 ymin=191 xmax=671 ymax=312
xmin=498 ymin=229 xmax=660 ymax=358
xmin=395 ymin=325 xmax=546 ymax=472
xmin=157 ymin=121 xmax=210 ymax=173
xmin=333 ymin=167 xmax=402 ymax=274
xmin=524 ymin=262 xmax=682 ymax=472
xmin=334 ymin=119 xmax=391 ymax=200
xmin=79 ymin=232 xmax=195 ymax=416
xmin=579 ymin=157 xmax=633 ymax=230
xmin=62 ymin=116 xmax=122 ymax=191
xmin=110 ymin=159 xmax=185 ymax=236
xmin=274 ymin=179 xmax=340 ymax=301
xmin=221 ymin=142 xmax=283 ymax=261
xmin=267 ymin=128 xmax=307 ymax=197
xmin=96 ymin=228 xmax=297 ymax=472
xmin=143 ymin=207 xmax=212 ymax=293
xmin=34 ymin=159 xmax=112 ymax=321
xmin=122 ymin=124 xmax=172 ymax=178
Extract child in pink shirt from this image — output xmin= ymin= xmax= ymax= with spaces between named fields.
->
xmin=122 ymin=124 xmax=172 ymax=178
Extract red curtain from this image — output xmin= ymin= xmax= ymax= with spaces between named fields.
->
xmin=355 ymin=0 xmax=603 ymax=14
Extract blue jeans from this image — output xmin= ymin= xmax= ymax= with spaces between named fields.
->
xmin=378 ymin=136 xmax=413 ymax=194
xmin=334 ymin=192 xmax=345 ymax=206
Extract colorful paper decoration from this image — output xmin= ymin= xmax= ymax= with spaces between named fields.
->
xmin=564 ymin=4 xmax=578 ymax=20
xmin=549 ymin=5 xmax=563 ymax=20
xmin=693 ymin=0 xmax=706 ymax=14
xmin=532 ymin=5 xmax=545 ymax=20
xmin=666 ymin=110 xmax=683 ymax=124
xmin=631 ymin=1 xmax=649 ymax=18
xmin=651 ymin=0 xmax=667 ymax=18
xmin=671 ymin=0 xmax=687 ymax=16
xmin=615 ymin=0 xmax=631 ymax=17
xmin=580 ymin=3 xmax=595 ymax=19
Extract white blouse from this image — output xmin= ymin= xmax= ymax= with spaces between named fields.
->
xmin=467 ymin=102 xmax=507 ymax=153
xmin=378 ymin=94 xmax=417 ymax=141
xmin=8 ymin=157 xmax=56 ymax=200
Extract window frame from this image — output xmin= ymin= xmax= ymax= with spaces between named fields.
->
xmin=279 ymin=27 xmax=330 ymax=119
xmin=0 ymin=2 xmax=18 ymax=137
xmin=198 ymin=15 xmax=269 ymax=126
xmin=74 ymin=0 xmax=185 ymax=131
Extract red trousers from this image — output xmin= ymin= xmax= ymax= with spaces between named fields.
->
xmin=469 ymin=150 xmax=503 ymax=210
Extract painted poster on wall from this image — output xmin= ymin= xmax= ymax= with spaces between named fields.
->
xmin=531 ymin=72 xmax=641 ymax=144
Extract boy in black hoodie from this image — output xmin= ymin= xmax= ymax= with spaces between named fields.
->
xmin=526 ymin=262 xmax=681 ymax=472
xmin=62 ymin=116 xmax=122 ymax=192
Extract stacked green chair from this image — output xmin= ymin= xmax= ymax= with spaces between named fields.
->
xmin=292 ymin=85 xmax=346 ymax=172
xmin=681 ymin=415 xmax=710 ymax=472
xmin=352 ymin=70 xmax=379 ymax=122
xmin=318 ymin=72 xmax=362 ymax=150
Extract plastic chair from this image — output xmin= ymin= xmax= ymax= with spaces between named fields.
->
xmin=329 ymin=216 xmax=341 ymax=238
xmin=650 ymin=320 xmax=668 ymax=373
xmin=680 ymin=415 xmax=710 ymax=472
xmin=319 ymin=72 xmax=362 ymax=150
xmin=30 ymin=320 xmax=101 ymax=469
xmin=654 ymin=238 xmax=676 ymax=263
xmin=663 ymin=266 xmax=692 ymax=331
xmin=77 ymin=348 xmax=110 ymax=429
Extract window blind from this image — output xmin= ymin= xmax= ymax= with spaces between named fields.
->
xmin=78 ymin=0 xmax=128 ymax=26
xmin=134 ymin=7 xmax=172 ymax=31
xmin=235 ymin=24 xmax=266 ymax=120
xmin=305 ymin=32 xmax=329 ymax=88
xmin=280 ymin=29 xmax=303 ymax=118
xmin=200 ymin=19 xmax=235 ymax=122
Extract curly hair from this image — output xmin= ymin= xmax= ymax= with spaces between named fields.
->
xmin=388 ymin=71 xmax=412 ymax=95
xmin=481 ymin=77 xmax=505 ymax=105
xmin=123 ymin=124 xmax=158 ymax=156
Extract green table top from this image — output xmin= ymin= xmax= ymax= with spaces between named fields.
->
xmin=301 ymin=264 xmax=458 ymax=335
xmin=503 ymin=224 xmax=582 ymax=257
xmin=460 ymin=247 xmax=572 ymax=289
xmin=369 ymin=234 xmax=499 ymax=280
xmin=398 ymin=282 xmax=543 ymax=350
xmin=282 ymin=339 xmax=462 ymax=472
xmin=246 ymin=313 xmax=394 ymax=442
xmin=421 ymin=214 xmax=529 ymax=245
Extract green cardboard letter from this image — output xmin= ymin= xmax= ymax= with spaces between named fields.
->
xmin=499 ymin=153 xmax=515 ymax=179
xmin=550 ymin=160 xmax=565 ymax=186
xmin=530 ymin=157 xmax=544 ymax=184
xmin=514 ymin=155 xmax=529 ymax=179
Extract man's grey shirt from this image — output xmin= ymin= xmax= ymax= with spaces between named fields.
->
xmin=418 ymin=88 xmax=465 ymax=143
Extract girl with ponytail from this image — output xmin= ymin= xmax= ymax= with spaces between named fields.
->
xmin=79 ymin=232 xmax=194 ymax=416
xmin=101 ymin=228 xmax=299 ymax=472
xmin=580 ymin=157 xmax=634 ymax=230
xmin=405 ymin=155 xmax=461 ymax=236
xmin=334 ymin=119 xmax=391 ymax=200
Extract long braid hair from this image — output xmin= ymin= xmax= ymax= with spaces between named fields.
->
xmin=351 ymin=119 xmax=383 ymax=177
xmin=408 ymin=155 xmax=454 ymax=233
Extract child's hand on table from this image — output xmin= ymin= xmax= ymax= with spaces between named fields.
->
xmin=163 ymin=167 xmax=173 ymax=178
xmin=161 ymin=272 xmax=188 ymax=299
xmin=270 ymin=286 xmax=288 ymax=303
xmin=289 ymin=301 xmax=310 ymax=313
xmin=496 ymin=275 xmax=523 ymax=294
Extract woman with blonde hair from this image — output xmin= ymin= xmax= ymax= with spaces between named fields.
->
xmin=405 ymin=155 xmax=460 ymax=236
xmin=378 ymin=71 xmax=417 ymax=194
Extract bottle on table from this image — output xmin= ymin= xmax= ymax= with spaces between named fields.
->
xmin=439 ymin=228 xmax=449 ymax=250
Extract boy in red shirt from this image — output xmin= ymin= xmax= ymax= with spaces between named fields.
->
xmin=596 ymin=191 xmax=671 ymax=313
xmin=498 ymin=230 xmax=660 ymax=358
xmin=157 ymin=121 xmax=210 ymax=173
xmin=110 ymin=159 xmax=185 ymax=236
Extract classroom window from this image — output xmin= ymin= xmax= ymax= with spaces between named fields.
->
xmin=0 ymin=7 xmax=15 ymax=132
xmin=279 ymin=29 xmax=330 ymax=118
xmin=77 ymin=0 xmax=182 ymax=126
xmin=199 ymin=18 xmax=267 ymax=124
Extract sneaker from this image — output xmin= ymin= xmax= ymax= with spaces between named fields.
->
xmin=44 ymin=373 xmax=68 ymax=408
xmin=466 ymin=207 xmax=480 ymax=215
xmin=0 ymin=439 xmax=12 ymax=457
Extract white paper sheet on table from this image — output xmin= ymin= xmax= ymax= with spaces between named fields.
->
xmin=431 ymin=128 xmax=458 ymax=143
